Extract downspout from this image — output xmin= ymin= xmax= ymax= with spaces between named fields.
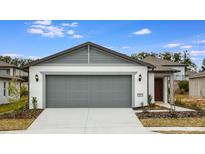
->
xmin=88 ymin=44 xmax=90 ymax=64
xmin=147 ymin=68 xmax=149 ymax=105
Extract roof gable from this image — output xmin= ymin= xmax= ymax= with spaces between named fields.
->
xmin=24 ymin=42 xmax=154 ymax=67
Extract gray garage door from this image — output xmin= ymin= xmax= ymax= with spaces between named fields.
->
xmin=46 ymin=75 xmax=131 ymax=108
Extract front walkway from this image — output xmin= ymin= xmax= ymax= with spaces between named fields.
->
xmin=26 ymin=108 xmax=152 ymax=134
xmin=158 ymin=103 xmax=195 ymax=111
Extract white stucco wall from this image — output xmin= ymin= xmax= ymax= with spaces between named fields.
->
xmin=148 ymin=72 xmax=154 ymax=103
xmin=169 ymin=66 xmax=185 ymax=80
xmin=29 ymin=65 xmax=148 ymax=109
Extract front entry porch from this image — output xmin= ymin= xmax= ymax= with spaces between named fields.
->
xmin=149 ymin=72 xmax=175 ymax=104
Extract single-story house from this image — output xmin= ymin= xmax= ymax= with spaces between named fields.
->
xmin=0 ymin=61 xmax=28 ymax=104
xmin=24 ymin=42 xmax=178 ymax=108
xmin=189 ymin=71 xmax=205 ymax=99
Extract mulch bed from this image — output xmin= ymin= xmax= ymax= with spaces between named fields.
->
xmin=0 ymin=109 xmax=43 ymax=119
xmin=136 ymin=111 xmax=205 ymax=119
xmin=133 ymin=105 xmax=169 ymax=111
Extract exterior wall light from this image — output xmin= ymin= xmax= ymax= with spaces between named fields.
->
xmin=138 ymin=74 xmax=142 ymax=82
xmin=35 ymin=74 xmax=39 ymax=82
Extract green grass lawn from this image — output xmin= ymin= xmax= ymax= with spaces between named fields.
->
xmin=0 ymin=119 xmax=34 ymax=131
xmin=0 ymin=97 xmax=43 ymax=131
xmin=140 ymin=117 xmax=205 ymax=127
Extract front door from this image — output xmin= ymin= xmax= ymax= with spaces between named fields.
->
xmin=155 ymin=78 xmax=163 ymax=101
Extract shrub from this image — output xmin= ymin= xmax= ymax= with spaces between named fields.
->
xmin=148 ymin=94 xmax=152 ymax=106
xmin=32 ymin=97 xmax=38 ymax=109
xmin=20 ymin=84 xmax=28 ymax=97
xmin=7 ymin=79 xmax=20 ymax=103
xmin=178 ymin=80 xmax=189 ymax=92
xmin=175 ymin=97 xmax=202 ymax=111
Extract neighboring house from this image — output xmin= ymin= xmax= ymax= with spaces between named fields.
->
xmin=189 ymin=72 xmax=205 ymax=99
xmin=0 ymin=61 xmax=28 ymax=104
xmin=24 ymin=42 xmax=177 ymax=109
xmin=185 ymin=70 xmax=196 ymax=80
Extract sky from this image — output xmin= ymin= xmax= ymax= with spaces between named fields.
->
xmin=0 ymin=20 xmax=205 ymax=69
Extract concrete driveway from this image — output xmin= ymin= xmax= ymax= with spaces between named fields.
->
xmin=28 ymin=108 xmax=152 ymax=134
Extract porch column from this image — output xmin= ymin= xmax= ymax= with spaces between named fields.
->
xmin=163 ymin=76 xmax=168 ymax=103
xmin=170 ymin=74 xmax=174 ymax=103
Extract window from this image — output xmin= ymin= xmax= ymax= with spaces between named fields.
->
xmin=3 ymin=81 xmax=6 ymax=96
xmin=0 ymin=69 xmax=10 ymax=75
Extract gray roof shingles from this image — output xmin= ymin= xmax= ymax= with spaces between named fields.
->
xmin=142 ymin=56 xmax=186 ymax=66
xmin=0 ymin=61 xmax=16 ymax=67
xmin=141 ymin=56 xmax=185 ymax=73
xmin=189 ymin=71 xmax=205 ymax=79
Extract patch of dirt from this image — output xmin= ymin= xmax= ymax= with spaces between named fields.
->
xmin=133 ymin=105 xmax=169 ymax=111
xmin=136 ymin=111 xmax=205 ymax=119
xmin=0 ymin=109 xmax=43 ymax=119
xmin=156 ymin=131 xmax=205 ymax=134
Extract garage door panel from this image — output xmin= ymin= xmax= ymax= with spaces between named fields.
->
xmin=46 ymin=75 xmax=131 ymax=108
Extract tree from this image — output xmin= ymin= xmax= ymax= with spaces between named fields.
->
xmin=0 ymin=56 xmax=35 ymax=67
xmin=131 ymin=52 xmax=158 ymax=60
xmin=131 ymin=52 xmax=150 ymax=60
xmin=7 ymin=79 xmax=20 ymax=103
xmin=0 ymin=56 xmax=12 ymax=63
xmin=201 ymin=58 xmax=205 ymax=72
xmin=173 ymin=52 xmax=182 ymax=63
xmin=182 ymin=50 xmax=197 ymax=71
xmin=160 ymin=52 xmax=172 ymax=61
xmin=131 ymin=50 xmax=197 ymax=71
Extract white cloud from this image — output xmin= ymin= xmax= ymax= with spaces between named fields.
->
xmin=28 ymin=56 xmax=40 ymax=60
xmin=2 ymin=53 xmax=24 ymax=58
xmin=67 ymin=30 xmax=75 ymax=35
xmin=30 ymin=25 xmax=47 ymax=29
xmin=180 ymin=45 xmax=192 ymax=49
xmin=34 ymin=20 xmax=52 ymax=25
xmin=191 ymin=57 xmax=200 ymax=61
xmin=70 ymin=34 xmax=84 ymax=39
xmin=193 ymin=40 xmax=205 ymax=44
xmin=165 ymin=43 xmax=181 ymax=48
xmin=1 ymin=53 xmax=41 ymax=60
xmin=61 ymin=22 xmax=78 ymax=27
xmin=27 ymin=28 xmax=44 ymax=34
xmin=27 ymin=21 xmax=84 ymax=39
xmin=28 ymin=25 xmax=64 ymax=38
xmin=41 ymin=26 xmax=64 ymax=38
xmin=105 ymin=46 xmax=113 ymax=49
xmin=122 ymin=46 xmax=131 ymax=49
xmin=133 ymin=28 xmax=151 ymax=35
xmin=190 ymin=50 xmax=205 ymax=56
